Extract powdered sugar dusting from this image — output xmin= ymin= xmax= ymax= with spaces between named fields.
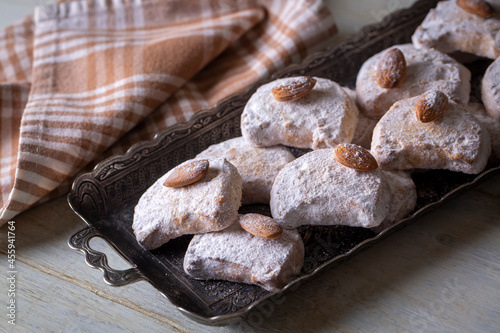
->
xmin=371 ymin=96 xmax=491 ymax=174
xmin=356 ymin=43 xmax=471 ymax=119
xmin=351 ymin=107 xmax=379 ymax=149
xmin=468 ymin=102 xmax=500 ymax=163
xmin=276 ymin=76 xmax=310 ymax=89
xmin=183 ymin=221 xmax=304 ymax=292
xmin=421 ymin=89 xmax=438 ymax=103
xmin=133 ymin=158 xmax=242 ymax=250
xmin=412 ymin=0 xmax=500 ymax=59
xmin=195 ymin=137 xmax=295 ymax=204
xmin=270 ymin=149 xmax=391 ymax=229
xmin=372 ymin=170 xmax=417 ymax=233
xmin=242 ymin=77 xmax=359 ymax=149
xmin=481 ymin=56 xmax=500 ymax=119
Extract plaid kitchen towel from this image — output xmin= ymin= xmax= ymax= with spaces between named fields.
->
xmin=0 ymin=0 xmax=336 ymax=224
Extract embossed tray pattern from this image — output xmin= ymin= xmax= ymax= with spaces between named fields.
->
xmin=67 ymin=0 xmax=500 ymax=325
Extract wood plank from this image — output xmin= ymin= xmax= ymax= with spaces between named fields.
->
xmin=0 ymin=260 xmax=196 ymax=332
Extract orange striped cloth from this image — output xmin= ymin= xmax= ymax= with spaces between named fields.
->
xmin=0 ymin=0 xmax=336 ymax=224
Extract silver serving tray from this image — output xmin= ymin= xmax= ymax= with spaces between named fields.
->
xmin=67 ymin=0 xmax=500 ymax=325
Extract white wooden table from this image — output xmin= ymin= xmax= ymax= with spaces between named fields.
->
xmin=1 ymin=1 xmax=500 ymax=332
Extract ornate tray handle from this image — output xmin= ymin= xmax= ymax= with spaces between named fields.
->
xmin=68 ymin=227 xmax=143 ymax=286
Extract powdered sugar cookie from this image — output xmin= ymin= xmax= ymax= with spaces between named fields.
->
xmin=241 ymin=76 xmax=359 ymax=149
xmin=133 ymin=158 xmax=242 ymax=250
xmin=196 ymin=137 xmax=295 ymax=204
xmin=183 ymin=219 xmax=304 ymax=292
xmin=412 ymin=0 xmax=500 ymax=59
xmin=371 ymin=94 xmax=491 ymax=174
xmin=481 ymin=56 xmax=500 ymax=120
xmin=372 ymin=170 xmax=417 ymax=233
xmin=356 ymin=44 xmax=471 ymax=119
xmin=468 ymin=102 xmax=500 ymax=163
xmin=352 ymin=111 xmax=379 ymax=149
xmin=343 ymin=87 xmax=378 ymax=149
xmin=270 ymin=148 xmax=392 ymax=229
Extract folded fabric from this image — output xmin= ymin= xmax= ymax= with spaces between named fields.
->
xmin=0 ymin=0 xmax=336 ymax=225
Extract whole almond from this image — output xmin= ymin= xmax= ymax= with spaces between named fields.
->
xmin=272 ymin=76 xmax=317 ymax=102
xmin=163 ymin=159 xmax=209 ymax=188
xmin=376 ymin=48 xmax=406 ymax=89
xmin=416 ymin=90 xmax=448 ymax=123
xmin=457 ymin=0 xmax=495 ymax=18
xmin=334 ymin=143 xmax=378 ymax=171
xmin=239 ymin=214 xmax=283 ymax=239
